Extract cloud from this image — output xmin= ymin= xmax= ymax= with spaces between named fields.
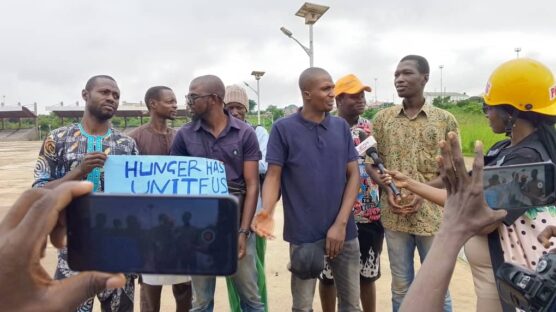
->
xmin=0 ymin=0 xmax=554 ymax=113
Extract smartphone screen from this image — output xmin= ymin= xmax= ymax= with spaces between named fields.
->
xmin=66 ymin=194 xmax=238 ymax=275
xmin=483 ymin=162 xmax=555 ymax=210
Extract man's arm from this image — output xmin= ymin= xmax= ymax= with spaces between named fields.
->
xmin=44 ymin=151 xmax=110 ymax=189
xmin=400 ymin=133 xmax=506 ymax=312
xmin=251 ymin=164 xmax=282 ymax=239
xmin=33 ymin=133 xmax=106 ymax=189
xmin=241 ymin=162 xmax=260 ymax=220
xmin=238 ymin=160 xmax=259 ymax=259
xmin=252 ymin=123 xmax=285 ymax=238
xmin=326 ymin=159 xmax=359 ymax=259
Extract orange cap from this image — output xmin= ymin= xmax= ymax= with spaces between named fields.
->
xmin=335 ymin=74 xmax=371 ymax=96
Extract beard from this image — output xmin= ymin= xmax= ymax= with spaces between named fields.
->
xmin=88 ymin=105 xmax=115 ymax=121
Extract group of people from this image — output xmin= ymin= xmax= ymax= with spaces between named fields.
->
xmin=0 ymin=53 xmax=555 ymax=312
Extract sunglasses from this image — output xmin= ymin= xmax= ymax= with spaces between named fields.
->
xmin=186 ymin=94 xmax=220 ymax=105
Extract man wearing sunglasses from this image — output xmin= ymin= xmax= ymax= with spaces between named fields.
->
xmin=170 ymin=75 xmax=264 ymax=312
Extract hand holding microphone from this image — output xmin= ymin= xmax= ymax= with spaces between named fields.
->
xmin=365 ymin=147 xmax=402 ymax=198
xmin=365 ymin=146 xmax=423 ymax=214
xmin=357 ymin=132 xmax=421 ymax=214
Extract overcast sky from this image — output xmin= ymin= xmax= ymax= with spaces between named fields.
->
xmin=0 ymin=0 xmax=554 ymax=113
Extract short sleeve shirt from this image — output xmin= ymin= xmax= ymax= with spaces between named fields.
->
xmin=372 ymin=104 xmax=459 ymax=235
xmin=266 ymin=111 xmax=359 ymax=244
xmin=129 ymin=124 xmax=176 ymax=156
xmin=170 ymin=111 xmax=261 ymax=184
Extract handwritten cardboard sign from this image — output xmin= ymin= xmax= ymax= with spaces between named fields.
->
xmin=104 ymin=155 xmax=228 ymax=195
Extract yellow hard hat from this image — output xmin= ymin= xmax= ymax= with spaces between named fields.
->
xmin=483 ymin=58 xmax=556 ymax=116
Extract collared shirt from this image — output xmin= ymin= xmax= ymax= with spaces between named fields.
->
xmin=129 ymin=124 xmax=176 ymax=156
xmin=31 ymin=123 xmax=138 ymax=306
xmin=371 ymin=103 xmax=459 ymax=235
xmin=170 ymin=111 xmax=261 ymax=183
xmin=33 ymin=123 xmax=138 ymax=190
xmin=253 ymin=125 xmax=269 ymax=174
xmin=266 ymin=110 xmax=359 ymax=244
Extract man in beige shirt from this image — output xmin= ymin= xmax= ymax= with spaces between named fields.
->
xmin=129 ymin=86 xmax=192 ymax=312
xmin=371 ymin=55 xmax=458 ymax=312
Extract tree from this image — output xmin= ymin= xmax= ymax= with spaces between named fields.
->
xmin=266 ymin=105 xmax=284 ymax=121
xmin=432 ymin=96 xmax=452 ymax=108
xmin=248 ymin=99 xmax=257 ymax=112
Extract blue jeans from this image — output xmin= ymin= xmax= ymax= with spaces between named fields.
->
xmin=290 ymin=238 xmax=361 ymax=312
xmin=385 ymin=229 xmax=452 ymax=312
xmin=190 ymin=235 xmax=264 ymax=312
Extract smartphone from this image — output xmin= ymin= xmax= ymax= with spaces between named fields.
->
xmin=66 ymin=193 xmax=239 ymax=276
xmin=483 ymin=161 xmax=555 ymax=224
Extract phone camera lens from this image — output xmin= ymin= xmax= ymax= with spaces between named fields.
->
xmin=201 ymin=229 xmax=215 ymax=243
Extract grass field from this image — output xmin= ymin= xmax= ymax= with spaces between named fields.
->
xmin=447 ymin=107 xmax=506 ymax=155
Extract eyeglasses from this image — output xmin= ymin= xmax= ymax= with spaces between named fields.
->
xmin=186 ymin=94 xmax=217 ymax=105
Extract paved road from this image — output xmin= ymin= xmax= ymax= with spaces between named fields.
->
xmin=0 ymin=141 xmax=476 ymax=311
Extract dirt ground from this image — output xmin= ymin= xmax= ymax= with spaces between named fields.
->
xmin=0 ymin=141 xmax=477 ymax=311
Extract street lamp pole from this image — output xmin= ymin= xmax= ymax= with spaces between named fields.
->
xmin=280 ymin=2 xmax=329 ymax=67
xmin=439 ymin=65 xmax=444 ymax=102
xmin=515 ymin=47 xmax=522 ymax=58
xmin=374 ymin=78 xmax=377 ymax=103
xmin=309 ymin=24 xmax=314 ymax=67
xmin=249 ymin=71 xmax=265 ymax=125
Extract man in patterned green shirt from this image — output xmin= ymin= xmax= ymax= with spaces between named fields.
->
xmin=33 ymin=75 xmax=138 ymax=312
xmin=371 ymin=55 xmax=458 ymax=312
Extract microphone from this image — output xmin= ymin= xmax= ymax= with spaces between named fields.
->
xmin=355 ymin=133 xmax=377 ymax=156
xmin=366 ymin=147 xmax=402 ymax=197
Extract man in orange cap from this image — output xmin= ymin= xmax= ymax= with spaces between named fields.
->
xmin=318 ymin=74 xmax=383 ymax=312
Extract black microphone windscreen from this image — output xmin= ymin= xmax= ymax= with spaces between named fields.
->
xmin=358 ymin=130 xmax=368 ymax=142
xmin=366 ymin=146 xmax=378 ymax=157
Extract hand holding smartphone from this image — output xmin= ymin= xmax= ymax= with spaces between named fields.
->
xmin=483 ymin=161 xmax=556 ymax=225
xmin=66 ymin=194 xmax=239 ymax=276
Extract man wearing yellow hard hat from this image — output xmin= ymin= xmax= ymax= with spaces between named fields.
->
xmin=318 ymin=74 xmax=383 ymax=312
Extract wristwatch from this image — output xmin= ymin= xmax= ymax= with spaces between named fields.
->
xmin=238 ymin=228 xmax=251 ymax=238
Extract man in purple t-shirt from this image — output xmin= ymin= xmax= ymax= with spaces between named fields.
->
xmin=252 ymin=68 xmax=362 ymax=311
xmin=170 ymin=75 xmax=264 ymax=312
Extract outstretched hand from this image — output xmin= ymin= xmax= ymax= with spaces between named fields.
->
xmin=251 ymin=210 xmax=276 ymax=239
xmin=0 ymin=181 xmax=125 ymax=312
xmin=438 ymin=132 xmax=507 ymax=242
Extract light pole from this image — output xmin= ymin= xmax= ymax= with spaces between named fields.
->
xmin=373 ymin=78 xmax=378 ymax=103
xmin=280 ymin=2 xmax=329 ymax=67
xmin=439 ymin=65 xmax=444 ymax=102
xmin=244 ymin=71 xmax=265 ymax=125
xmin=242 ymin=81 xmax=259 ymax=124
xmin=515 ymin=47 xmax=522 ymax=58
